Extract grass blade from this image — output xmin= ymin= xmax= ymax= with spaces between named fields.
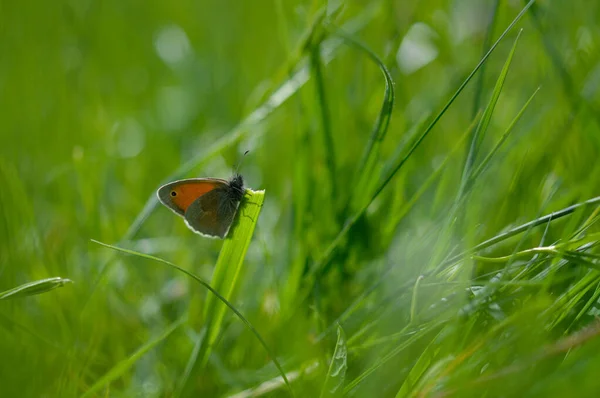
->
xmin=0 ymin=277 xmax=72 ymax=300
xmin=469 ymin=86 xmax=541 ymax=185
xmin=427 ymin=29 xmax=524 ymax=270
xmin=471 ymin=0 xmax=501 ymax=118
xmin=330 ymin=31 xmax=395 ymax=212
xmin=343 ymin=321 xmax=446 ymax=395
xmin=91 ymin=229 xmax=293 ymax=396
xmin=310 ymin=40 xmax=338 ymax=199
xmin=458 ymin=29 xmax=523 ymax=199
xmin=194 ymin=190 xmax=266 ymax=374
xmin=320 ymin=325 xmax=347 ymax=398
xmin=394 ymin=328 xmax=446 ymax=398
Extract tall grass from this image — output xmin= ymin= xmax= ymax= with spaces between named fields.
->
xmin=2 ymin=0 xmax=600 ymax=397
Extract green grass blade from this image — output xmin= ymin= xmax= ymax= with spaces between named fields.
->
xmin=458 ymin=29 xmax=522 ymax=199
xmin=91 ymin=228 xmax=293 ymax=396
xmin=331 ymin=30 xmax=395 ymax=212
xmin=427 ymin=30 xmax=524 ymax=270
xmin=199 ymin=190 xmax=266 ymax=364
xmin=179 ymin=190 xmax=273 ymax=395
xmin=81 ymin=317 xmax=185 ymax=398
xmin=471 ymin=0 xmax=501 ymax=118
xmin=394 ymin=328 xmax=447 ymax=398
xmin=383 ymin=114 xmax=478 ymax=237
xmin=310 ymin=42 xmax=338 ymax=199
xmin=469 ymin=86 xmax=541 ymax=184
xmin=177 ymin=328 xmax=206 ymax=398
xmin=320 ymin=325 xmax=347 ymax=398
xmin=0 ymin=277 xmax=72 ymax=300
xmin=343 ymin=321 xmax=446 ymax=394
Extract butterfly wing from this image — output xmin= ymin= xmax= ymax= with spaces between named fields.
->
xmin=183 ymin=189 xmax=240 ymax=238
xmin=157 ymin=178 xmax=229 ymax=216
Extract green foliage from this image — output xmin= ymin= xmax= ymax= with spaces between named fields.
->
xmin=2 ymin=0 xmax=600 ymax=397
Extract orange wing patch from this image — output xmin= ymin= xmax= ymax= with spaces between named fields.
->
xmin=170 ymin=181 xmax=224 ymax=213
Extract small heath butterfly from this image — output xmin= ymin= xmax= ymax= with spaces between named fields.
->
xmin=157 ymin=174 xmax=245 ymax=238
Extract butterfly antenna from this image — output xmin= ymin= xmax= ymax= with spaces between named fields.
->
xmin=234 ymin=150 xmax=250 ymax=176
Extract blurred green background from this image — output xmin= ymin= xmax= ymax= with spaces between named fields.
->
xmin=2 ymin=0 xmax=600 ymax=396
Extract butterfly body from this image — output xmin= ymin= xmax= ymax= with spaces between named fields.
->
xmin=157 ymin=174 xmax=245 ymax=238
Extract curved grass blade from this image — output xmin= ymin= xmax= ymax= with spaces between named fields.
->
xmin=81 ymin=316 xmax=185 ymax=398
xmin=189 ymin=190 xmax=266 ymax=383
xmin=330 ymin=30 xmax=395 ymax=212
xmin=320 ymin=325 xmax=347 ymax=398
xmin=0 ymin=277 xmax=72 ymax=300
xmin=91 ymin=232 xmax=293 ymax=396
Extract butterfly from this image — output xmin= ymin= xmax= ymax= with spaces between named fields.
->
xmin=157 ymin=174 xmax=245 ymax=238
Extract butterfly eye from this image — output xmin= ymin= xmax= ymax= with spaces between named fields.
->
xmin=170 ymin=191 xmax=177 ymax=197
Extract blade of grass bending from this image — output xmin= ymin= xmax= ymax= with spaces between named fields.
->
xmin=91 ymin=233 xmax=293 ymax=397
xmin=320 ymin=325 xmax=347 ymax=398
xmin=194 ymin=190 xmax=266 ymax=375
xmin=82 ymin=316 xmax=184 ymax=398
xmin=330 ymin=30 xmax=395 ymax=212
xmin=0 ymin=277 xmax=72 ymax=300
xmin=308 ymin=0 xmax=534 ymax=280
